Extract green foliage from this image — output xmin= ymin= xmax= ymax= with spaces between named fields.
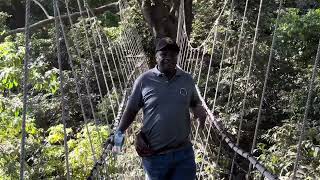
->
xmin=1 ymin=0 xmax=320 ymax=179
xmin=277 ymin=8 xmax=320 ymax=65
xmin=0 ymin=41 xmax=24 ymax=91
xmin=97 ymin=91 xmax=120 ymax=122
xmin=47 ymin=124 xmax=72 ymax=144
xmin=104 ymin=26 xmax=123 ymax=41
xmin=258 ymin=122 xmax=320 ymax=179
xmin=253 ymin=8 xmax=320 ymax=179
xmin=0 ymin=94 xmax=43 ymax=179
xmin=100 ymin=11 xmax=120 ymax=27
xmin=0 ymin=12 xmax=10 ymax=34
xmin=0 ymin=18 xmax=116 ymax=179
xmin=191 ymin=1 xmax=320 ymax=178
xmin=0 ymin=99 xmax=111 ymax=179
xmin=69 ymin=123 xmax=110 ymax=179
xmin=0 ymin=39 xmax=60 ymax=94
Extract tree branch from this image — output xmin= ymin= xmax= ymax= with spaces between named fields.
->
xmin=32 ymin=0 xmax=52 ymax=19
xmin=0 ymin=2 xmax=119 ymax=41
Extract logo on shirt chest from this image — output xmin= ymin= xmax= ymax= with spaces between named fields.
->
xmin=179 ymin=88 xmax=187 ymax=96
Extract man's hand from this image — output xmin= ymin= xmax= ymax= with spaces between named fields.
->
xmin=106 ymin=131 xmax=125 ymax=154
xmin=109 ymin=105 xmax=138 ymax=154
xmin=191 ymin=104 xmax=207 ymax=131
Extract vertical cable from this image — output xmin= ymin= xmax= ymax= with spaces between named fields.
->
xmin=292 ymin=39 xmax=320 ymax=180
xmin=53 ymin=1 xmax=71 ymax=178
xmin=20 ymin=0 xmax=31 ymax=179
xmin=55 ymin=1 xmax=98 ymax=165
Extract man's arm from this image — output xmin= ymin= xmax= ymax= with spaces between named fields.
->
xmin=111 ymin=104 xmax=139 ymax=153
xmin=189 ymin=76 xmax=207 ymax=130
xmin=191 ymin=104 xmax=207 ymax=130
xmin=117 ymin=76 xmax=143 ymax=133
xmin=117 ymin=106 xmax=139 ymax=133
xmin=111 ymin=77 xmax=143 ymax=153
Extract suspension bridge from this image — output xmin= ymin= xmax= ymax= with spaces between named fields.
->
xmin=14 ymin=0 xmax=320 ymax=179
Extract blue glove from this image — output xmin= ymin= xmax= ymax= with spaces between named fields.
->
xmin=112 ymin=130 xmax=125 ymax=154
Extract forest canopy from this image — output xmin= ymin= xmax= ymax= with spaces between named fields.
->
xmin=0 ymin=0 xmax=320 ymax=179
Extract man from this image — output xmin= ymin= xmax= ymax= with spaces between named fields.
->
xmin=112 ymin=37 xmax=207 ymax=180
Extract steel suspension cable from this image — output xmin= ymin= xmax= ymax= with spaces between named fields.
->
xmin=122 ymin=29 xmax=137 ymax=70
xmin=105 ymin=37 xmax=125 ymax=92
xmin=113 ymin=41 xmax=129 ymax=82
xmin=292 ymin=30 xmax=320 ymax=180
xmin=126 ymin=29 xmax=140 ymax=72
xmin=178 ymin=2 xmax=230 ymax=173
xmin=97 ymin=29 xmax=121 ymax=106
xmin=177 ymin=42 xmax=216 ymax=159
xmin=81 ymin=14 xmax=126 ymax=177
xmin=229 ymin=14 xmax=262 ymax=180
xmin=125 ymin=29 xmax=141 ymax=73
xmin=246 ymin=0 xmax=266 ymax=174
xmin=120 ymin=31 xmax=134 ymax=72
xmin=176 ymin=1 xmax=183 ymax=46
xmin=118 ymin=34 xmax=134 ymax=76
xmin=195 ymin=86 xmax=278 ymax=179
xmin=188 ymin=46 xmax=196 ymax=73
xmin=176 ymin=39 xmax=219 ymax=179
xmin=177 ymin=0 xmax=276 ymax=178
xmin=82 ymin=16 xmax=117 ymax=121
xmin=211 ymin=27 xmax=232 ymax=171
xmin=229 ymin=0 xmax=269 ymax=177
xmin=213 ymin=0 xmax=234 ymax=93
xmin=226 ymin=0 xmax=250 ymax=109
xmin=183 ymin=44 xmax=191 ymax=69
xmin=84 ymin=30 xmax=111 ymax=124
xmin=65 ymin=0 xmax=104 ymax=146
xmin=198 ymin=26 xmax=227 ymax=179
xmin=192 ymin=48 xmax=201 ymax=77
xmin=183 ymin=35 xmax=189 ymax=65
xmin=179 ymin=37 xmax=188 ymax=67
xmin=20 ymin=0 xmax=31 ymax=179
xmin=187 ymin=48 xmax=195 ymax=73
xmin=181 ymin=32 xmax=189 ymax=69
xmin=103 ymin=37 xmax=126 ymax=90
xmin=119 ymin=39 xmax=134 ymax=81
xmin=180 ymin=0 xmax=229 ymax=49
xmin=55 ymin=1 xmax=98 ymax=165
xmin=91 ymin=26 xmax=118 ymax=120
xmin=177 ymin=23 xmax=185 ymax=66
xmin=85 ymin=4 xmax=131 ymax=86
xmin=53 ymin=1 xmax=71 ymax=179
xmin=203 ymin=24 xmax=219 ymax=99
xmin=197 ymin=46 xmax=207 ymax=86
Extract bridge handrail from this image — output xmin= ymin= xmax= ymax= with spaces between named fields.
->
xmin=196 ymin=86 xmax=278 ymax=180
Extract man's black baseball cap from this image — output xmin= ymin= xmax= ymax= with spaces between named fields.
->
xmin=155 ymin=37 xmax=180 ymax=52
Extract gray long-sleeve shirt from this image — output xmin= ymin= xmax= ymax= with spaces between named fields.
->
xmin=127 ymin=66 xmax=201 ymax=151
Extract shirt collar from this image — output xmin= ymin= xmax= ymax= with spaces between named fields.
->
xmin=151 ymin=65 xmax=183 ymax=77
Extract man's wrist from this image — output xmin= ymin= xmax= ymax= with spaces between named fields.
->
xmin=114 ymin=130 xmax=125 ymax=146
xmin=115 ymin=129 xmax=125 ymax=135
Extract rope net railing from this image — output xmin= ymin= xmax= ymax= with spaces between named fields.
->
xmin=16 ymin=0 xmax=320 ymax=179
xmin=19 ymin=0 xmax=147 ymax=179
xmin=176 ymin=0 xmax=320 ymax=179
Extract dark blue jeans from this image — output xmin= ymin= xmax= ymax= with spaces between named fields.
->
xmin=142 ymin=146 xmax=196 ymax=180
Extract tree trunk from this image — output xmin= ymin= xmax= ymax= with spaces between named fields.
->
xmin=139 ymin=0 xmax=193 ymax=41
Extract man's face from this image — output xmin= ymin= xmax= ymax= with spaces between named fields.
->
xmin=156 ymin=50 xmax=178 ymax=74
